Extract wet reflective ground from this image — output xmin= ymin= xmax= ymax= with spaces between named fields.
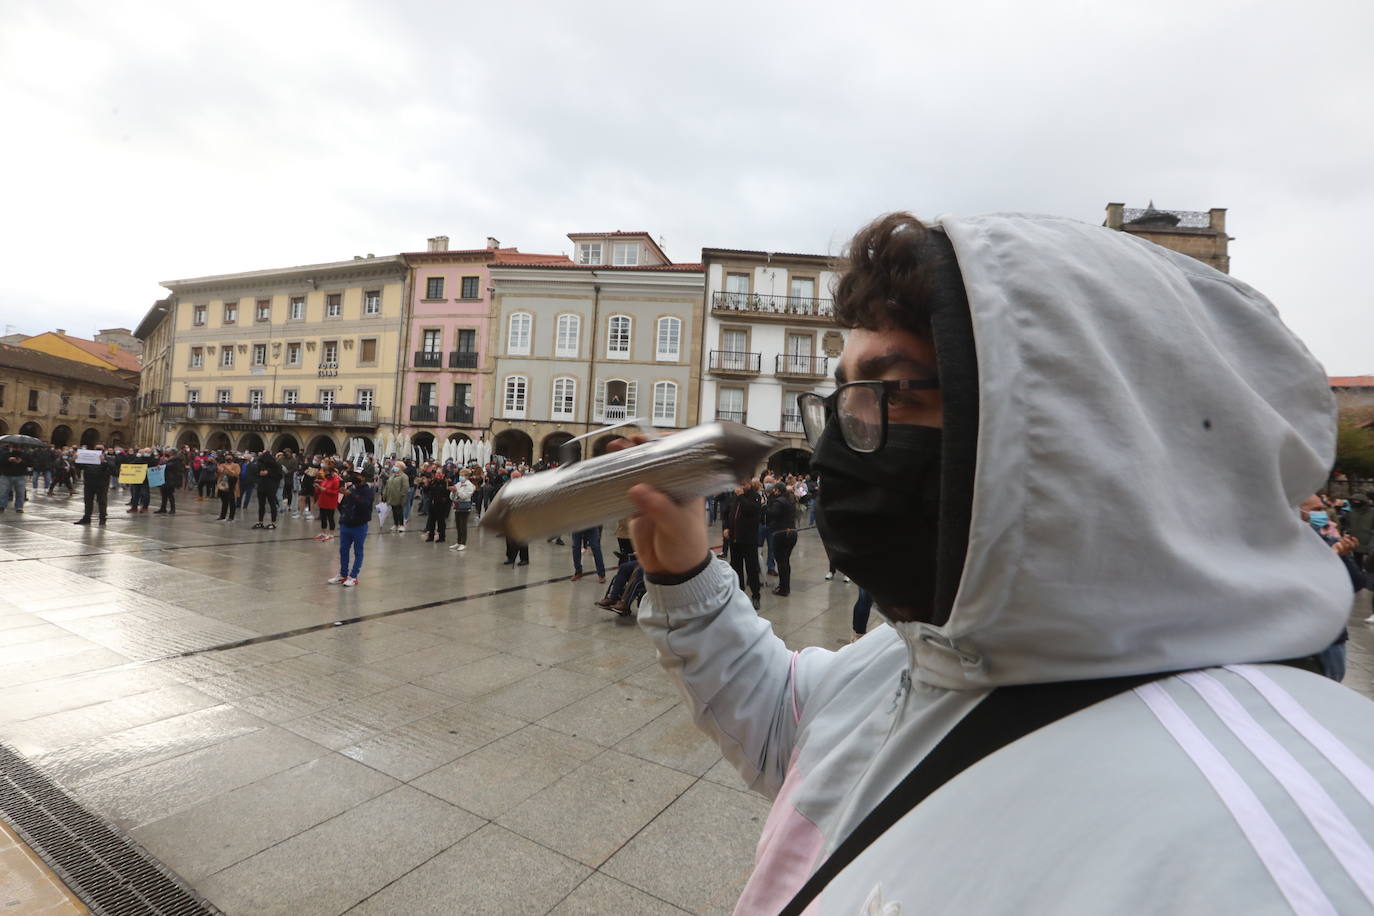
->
xmin=0 ymin=488 xmax=860 ymax=914
xmin=3 ymin=488 xmax=1374 ymax=914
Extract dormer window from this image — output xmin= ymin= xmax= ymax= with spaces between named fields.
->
xmin=612 ymin=242 xmax=639 ymax=266
xmin=577 ymin=242 xmax=603 ymax=265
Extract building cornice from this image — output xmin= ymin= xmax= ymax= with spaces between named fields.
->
xmin=162 ymin=256 xmax=408 ymax=296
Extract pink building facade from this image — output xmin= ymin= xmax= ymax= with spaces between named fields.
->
xmin=399 ymin=238 xmax=569 ymax=457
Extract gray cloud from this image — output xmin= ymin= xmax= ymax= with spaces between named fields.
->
xmin=1 ymin=0 xmax=1370 ymax=372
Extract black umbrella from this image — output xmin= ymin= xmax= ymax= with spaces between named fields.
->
xmin=0 ymin=435 xmax=45 ymax=448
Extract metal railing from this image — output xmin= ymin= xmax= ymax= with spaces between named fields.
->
xmin=414 ymin=351 xmax=442 ymax=369
xmin=708 ymin=350 xmax=762 ymax=373
xmin=781 ymin=412 xmax=805 ymax=434
xmin=448 ymin=351 xmax=479 ymax=369
xmin=711 ymin=291 xmax=834 ymax=319
xmin=445 ymin=405 xmax=474 ymax=424
xmin=170 ymin=404 xmax=376 ymax=426
xmin=715 ymin=409 xmax=745 ymax=423
xmin=603 ymin=405 xmax=629 ymax=421
xmin=410 ymin=404 xmax=439 ymax=423
xmin=775 ymin=353 xmax=829 ymax=377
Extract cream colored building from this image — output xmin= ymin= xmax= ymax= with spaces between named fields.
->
xmin=132 ymin=297 xmax=175 ymax=445
xmin=159 ymin=256 xmax=408 ymax=455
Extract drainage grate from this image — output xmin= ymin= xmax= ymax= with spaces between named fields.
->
xmin=0 ymin=743 xmax=221 ymax=916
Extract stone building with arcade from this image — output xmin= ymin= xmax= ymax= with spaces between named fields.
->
xmin=153 ymin=255 xmax=408 ymax=456
xmin=0 ymin=344 xmax=136 ymax=446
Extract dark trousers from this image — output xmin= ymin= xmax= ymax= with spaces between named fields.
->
xmin=257 ymin=489 xmax=277 ymax=523
xmin=241 ymin=482 xmax=255 ymax=508
xmin=218 ymin=493 xmax=237 ymax=520
xmin=772 ymin=529 xmax=797 ymax=593
xmin=81 ymin=482 xmax=108 ymax=521
xmin=572 ymin=527 xmax=605 ymax=576
xmin=198 ymin=479 xmax=215 ymax=498
xmin=505 ymin=539 xmax=529 ymax=564
xmin=853 ymin=589 xmax=874 ymax=635
xmin=729 ymin=540 xmax=761 ymax=598
xmin=158 ymin=484 xmax=176 ymax=512
xmin=319 ymin=508 xmax=336 ymax=530
xmin=130 ymin=482 xmax=150 ymax=509
xmin=453 ymin=510 xmax=470 ymax=545
xmin=426 ymin=506 xmax=447 ymax=539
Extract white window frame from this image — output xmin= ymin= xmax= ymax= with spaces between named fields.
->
xmin=255 ymin=299 xmax=271 ymax=322
xmin=508 ymin=312 xmax=532 ymax=356
xmin=551 ymin=376 xmax=576 ymax=420
xmin=325 ymin=294 xmax=341 ymax=318
xmin=577 ymin=242 xmax=602 ymax=265
xmin=193 ymin=305 xmax=206 ymax=326
xmin=717 ymin=386 xmax=744 ymax=419
xmin=286 ymin=342 xmax=301 ymax=366
xmin=652 ymin=381 xmax=678 ymax=427
xmin=363 ymin=290 xmax=380 ymax=315
xmin=252 ymin=343 xmax=267 ymax=367
xmin=606 ymin=315 xmax=631 ymax=360
xmin=356 ymin=388 xmax=375 ymax=411
xmin=555 ymin=314 xmax=580 ymax=358
xmin=655 ymin=316 xmax=681 ymax=361
xmin=186 ymin=388 xmax=200 ymax=403
xmin=216 ymin=388 xmax=232 ymax=404
xmin=223 ymin=302 xmax=238 ymax=324
xmin=612 ymin=242 xmax=639 ymax=266
xmin=219 ymin=346 xmax=234 ymax=368
xmin=190 ymin=347 xmax=203 ymax=369
xmin=319 ymin=389 xmax=336 ymax=409
xmin=322 ymin=341 xmax=338 ymax=365
xmin=289 ymin=297 xmax=305 ymax=320
xmin=282 ymin=388 xmax=298 ymax=405
xmin=503 ymin=375 xmax=528 ymax=419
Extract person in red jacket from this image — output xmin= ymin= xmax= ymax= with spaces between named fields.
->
xmin=314 ymin=468 xmax=341 ymax=541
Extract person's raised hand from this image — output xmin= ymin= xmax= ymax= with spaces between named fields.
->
xmin=627 ymin=484 xmax=707 ymax=575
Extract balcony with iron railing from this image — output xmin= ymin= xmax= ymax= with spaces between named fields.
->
xmin=781 ymin=411 xmax=805 ymax=434
xmin=414 ymin=351 xmax=442 ymax=369
xmin=161 ymin=403 xmax=377 ymax=427
xmin=708 ymin=350 xmax=762 ymax=375
xmin=774 ymin=353 xmax=829 ymax=379
xmin=446 ymin=405 xmax=474 ymax=424
xmin=602 ymin=405 xmax=629 ymax=422
xmin=410 ymin=404 xmax=439 ymax=423
xmin=711 ymin=291 xmax=834 ymax=321
xmin=448 ymin=350 xmax=479 ymax=370
xmin=715 ymin=409 xmax=745 ymax=424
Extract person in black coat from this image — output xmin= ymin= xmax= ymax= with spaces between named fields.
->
xmin=155 ymin=450 xmax=185 ymax=514
xmin=725 ymin=482 xmax=763 ymax=606
xmin=421 ymin=471 xmax=451 ymax=542
xmin=253 ymin=452 xmax=283 ymax=527
xmin=74 ymin=447 xmax=115 ymax=525
xmin=766 ymin=486 xmax=799 ymax=597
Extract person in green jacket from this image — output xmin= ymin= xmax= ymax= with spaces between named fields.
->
xmin=383 ymin=463 xmax=409 ymax=532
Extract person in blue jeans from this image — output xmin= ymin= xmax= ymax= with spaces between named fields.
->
xmin=570 ymin=525 xmax=606 ymax=582
xmin=329 ymin=471 xmax=374 ymax=587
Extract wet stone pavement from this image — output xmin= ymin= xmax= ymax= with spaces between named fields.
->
xmin=0 ymin=487 xmax=857 ymax=915
xmin=4 ymin=488 xmax=1374 ymax=915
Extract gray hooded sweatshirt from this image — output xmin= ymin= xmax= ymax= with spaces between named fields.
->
xmin=639 ymin=213 xmax=1373 ymax=914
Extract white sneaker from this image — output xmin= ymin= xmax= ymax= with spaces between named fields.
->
xmin=1365 ymin=615 xmax=1374 ymax=624
xmin=456 ymin=544 xmax=466 ymax=551
xmin=304 ymin=512 xmax=313 ymax=519
xmin=824 ymin=573 xmax=834 ymax=581
xmin=327 ymin=575 xmax=346 ymax=584
xmin=844 ymin=576 xmax=851 ymax=583
xmin=342 ymin=577 xmax=357 ymax=587
xmin=291 ymin=512 xmax=300 ymax=519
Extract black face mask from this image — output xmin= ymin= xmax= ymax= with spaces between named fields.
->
xmin=813 ymin=421 xmax=942 ymax=622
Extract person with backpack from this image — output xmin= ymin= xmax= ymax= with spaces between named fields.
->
xmin=215 ymin=453 xmax=240 ymax=521
xmin=328 ymin=470 xmax=374 ymax=587
xmin=621 ymin=211 xmax=1374 ymax=913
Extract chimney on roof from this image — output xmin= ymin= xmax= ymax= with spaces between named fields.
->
xmin=55 ymin=329 xmax=65 ymax=336
xmin=428 ymin=236 xmax=449 ymax=252
xmin=486 ymin=237 xmax=500 ymax=249
xmin=1209 ymin=208 xmax=1227 ymax=232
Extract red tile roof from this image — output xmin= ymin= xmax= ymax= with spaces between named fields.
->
xmin=27 ymin=333 xmax=142 ymax=373
xmin=0 ymin=344 xmax=137 ymax=390
xmin=492 ymin=262 xmax=703 ymax=272
xmin=1331 ymin=376 xmax=1374 ymax=388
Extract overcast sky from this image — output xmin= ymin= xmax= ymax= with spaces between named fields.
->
xmin=2 ymin=0 xmax=1370 ymax=372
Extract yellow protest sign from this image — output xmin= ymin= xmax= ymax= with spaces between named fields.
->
xmin=118 ymin=463 xmax=147 ymax=485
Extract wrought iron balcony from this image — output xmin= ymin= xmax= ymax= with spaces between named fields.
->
xmin=715 ymin=409 xmax=745 ymax=424
xmin=774 ymin=354 xmax=829 ymax=378
xmin=708 ymin=350 xmax=762 ymax=375
xmin=711 ymin=291 xmax=834 ymax=321
xmin=410 ymin=404 xmax=439 ymax=423
xmin=445 ymin=405 xmax=474 ymax=424
xmin=172 ymin=403 xmax=376 ymax=427
xmin=781 ymin=411 xmax=805 ymax=434
xmin=448 ymin=350 xmax=479 ymax=370
xmin=414 ymin=351 xmax=442 ymax=369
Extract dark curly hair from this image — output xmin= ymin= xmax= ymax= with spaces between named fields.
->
xmin=833 ymin=212 xmax=940 ymax=338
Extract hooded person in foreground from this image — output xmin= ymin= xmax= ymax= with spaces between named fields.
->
xmin=625 ymin=212 xmax=1374 ymax=913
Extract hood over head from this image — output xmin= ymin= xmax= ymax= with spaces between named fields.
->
xmin=906 ymin=213 xmax=1349 ymax=689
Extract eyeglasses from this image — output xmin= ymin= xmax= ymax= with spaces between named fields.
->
xmin=798 ymin=378 xmax=940 ymax=453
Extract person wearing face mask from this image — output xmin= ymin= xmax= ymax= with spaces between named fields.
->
xmin=724 ymin=481 xmax=763 ymax=608
xmin=621 ymin=211 xmax=1374 ymax=913
xmin=765 ymin=482 xmax=798 ymax=597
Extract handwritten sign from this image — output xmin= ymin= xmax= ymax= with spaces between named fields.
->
xmin=145 ymin=466 xmax=166 ymax=488
xmin=75 ymin=449 xmax=103 ymax=465
xmin=118 ymin=463 xmax=147 ymax=485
